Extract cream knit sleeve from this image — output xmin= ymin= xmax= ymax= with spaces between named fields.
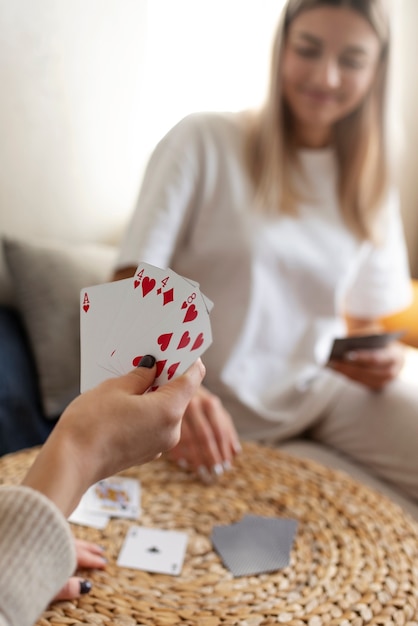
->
xmin=0 ymin=485 xmax=76 ymax=626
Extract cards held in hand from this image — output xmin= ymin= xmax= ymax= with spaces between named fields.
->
xmin=80 ymin=262 xmax=213 ymax=392
xmin=329 ymin=330 xmax=405 ymax=361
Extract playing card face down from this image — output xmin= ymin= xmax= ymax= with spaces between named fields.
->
xmin=211 ymin=515 xmax=298 ymax=577
xmin=117 ymin=526 xmax=188 ymax=575
xmin=80 ymin=262 xmax=213 ymax=392
xmin=329 ymin=330 xmax=405 ymax=361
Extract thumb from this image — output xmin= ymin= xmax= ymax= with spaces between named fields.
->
xmin=122 ymin=355 xmax=157 ymax=393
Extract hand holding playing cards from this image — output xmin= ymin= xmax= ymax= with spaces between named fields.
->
xmin=167 ymin=386 xmax=242 ymax=482
xmin=23 ymin=357 xmax=205 ymax=517
xmin=329 ymin=342 xmax=405 ymax=391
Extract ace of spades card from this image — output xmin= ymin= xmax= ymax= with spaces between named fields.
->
xmin=80 ymin=262 xmax=213 ymax=392
xmin=117 ymin=526 xmax=188 ymax=575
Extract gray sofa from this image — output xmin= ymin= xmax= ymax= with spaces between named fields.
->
xmin=1 ymin=236 xmax=417 ymax=522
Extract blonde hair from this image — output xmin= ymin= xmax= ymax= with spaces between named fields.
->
xmin=245 ymin=0 xmax=391 ymax=241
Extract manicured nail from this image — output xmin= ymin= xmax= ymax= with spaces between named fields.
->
xmin=345 ymin=351 xmax=358 ymax=361
xmin=212 ymin=463 xmax=224 ymax=477
xmin=79 ymin=580 xmax=92 ymax=595
xmin=177 ymin=458 xmax=189 ymax=469
xmin=138 ymin=355 xmax=156 ymax=368
xmin=198 ymin=465 xmax=213 ymax=484
xmin=223 ymin=459 xmax=232 ymax=471
xmin=233 ymin=441 xmax=242 ymax=454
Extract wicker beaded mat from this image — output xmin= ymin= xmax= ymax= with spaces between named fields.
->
xmin=1 ymin=443 xmax=418 ymax=626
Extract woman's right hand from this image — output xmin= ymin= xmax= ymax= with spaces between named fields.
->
xmin=23 ymin=358 xmax=206 ymax=516
xmin=167 ymin=386 xmax=241 ymax=482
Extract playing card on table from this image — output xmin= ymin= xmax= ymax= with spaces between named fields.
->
xmin=68 ymin=501 xmax=110 ymax=529
xmin=117 ymin=526 xmax=188 ymax=575
xmin=80 ymin=262 xmax=213 ymax=392
xmin=329 ymin=330 xmax=405 ymax=361
xmin=211 ymin=515 xmax=298 ymax=577
xmin=82 ymin=476 xmax=141 ymax=520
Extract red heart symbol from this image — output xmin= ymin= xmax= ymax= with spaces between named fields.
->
xmin=177 ymin=331 xmax=191 ymax=349
xmin=132 ymin=358 xmax=166 ymax=376
xmin=134 ymin=280 xmax=140 ymax=289
xmin=158 ymin=333 xmax=172 ymax=352
xmin=191 ymin=332 xmax=204 ymax=350
xmin=155 ymin=360 xmax=167 ymax=377
xmin=167 ymin=362 xmax=180 ymax=380
xmin=142 ymin=276 xmax=156 ymax=297
xmin=183 ymin=304 xmax=198 ymax=323
xmin=83 ymin=304 xmax=90 ymax=312
xmin=181 ymin=301 xmax=187 ymax=309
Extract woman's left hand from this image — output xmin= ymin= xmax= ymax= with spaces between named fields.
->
xmin=329 ymin=341 xmax=405 ymax=391
xmin=52 ymin=539 xmax=106 ymax=601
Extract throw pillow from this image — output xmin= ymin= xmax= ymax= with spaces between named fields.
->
xmin=3 ymin=237 xmax=117 ymax=418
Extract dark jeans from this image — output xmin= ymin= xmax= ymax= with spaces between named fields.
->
xmin=0 ymin=307 xmax=56 ymax=455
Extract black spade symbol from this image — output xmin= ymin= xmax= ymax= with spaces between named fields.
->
xmin=147 ymin=545 xmax=161 ymax=554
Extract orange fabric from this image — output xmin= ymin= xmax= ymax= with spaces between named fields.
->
xmin=380 ymin=280 xmax=418 ymax=348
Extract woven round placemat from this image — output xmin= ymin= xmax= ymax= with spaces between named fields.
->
xmin=1 ymin=442 xmax=418 ymax=626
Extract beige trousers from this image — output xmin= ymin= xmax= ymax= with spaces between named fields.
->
xmin=273 ymin=369 xmax=418 ymax=507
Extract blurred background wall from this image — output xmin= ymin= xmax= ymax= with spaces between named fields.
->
xmin=0 ymin=0 xmax=147 ymax=247
xmin=394 ymin=0 xmax=418 ymax=276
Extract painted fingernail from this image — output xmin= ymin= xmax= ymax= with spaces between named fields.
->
xmin=233 ymin=441 xmax=242 ymax=454
xmin=223 ymin=459 xmax=232 ymax=471
xmin=177 ymin=458 xmax=189 ymax=470
xmin=138 ymin=355 xmax=156 ymax=368
xmin=198 ymin=465 xmax=213 ymax=484
xmin=212 ymin=463 xmax=224 ymax=477
xmin=80 ymin=580 xmax=92 ymax=595
xmin=345 ymin=352 xmax=358 ymax=361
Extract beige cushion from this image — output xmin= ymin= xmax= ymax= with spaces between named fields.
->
xmin=3 ymin=237 xmax=117 ymax=418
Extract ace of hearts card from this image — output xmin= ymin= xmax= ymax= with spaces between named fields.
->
xmin=80 ymin=262 xmax=213 ymax=392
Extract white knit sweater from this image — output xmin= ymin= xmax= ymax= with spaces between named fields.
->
xmin=0 ymin=486 xmax=76 ymax=626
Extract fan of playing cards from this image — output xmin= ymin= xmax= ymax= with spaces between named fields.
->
xmin=80 ymin=262 xmax=213 ymax=392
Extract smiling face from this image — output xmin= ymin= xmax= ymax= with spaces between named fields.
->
xmin=281 ymin=6 xmax=381 ymax=147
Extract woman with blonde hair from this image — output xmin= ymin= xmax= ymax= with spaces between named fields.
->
xmin=114 ymin=0 xmax=418 ymax=505
xmin=248 ymin=0 xmax=390 ymax=241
